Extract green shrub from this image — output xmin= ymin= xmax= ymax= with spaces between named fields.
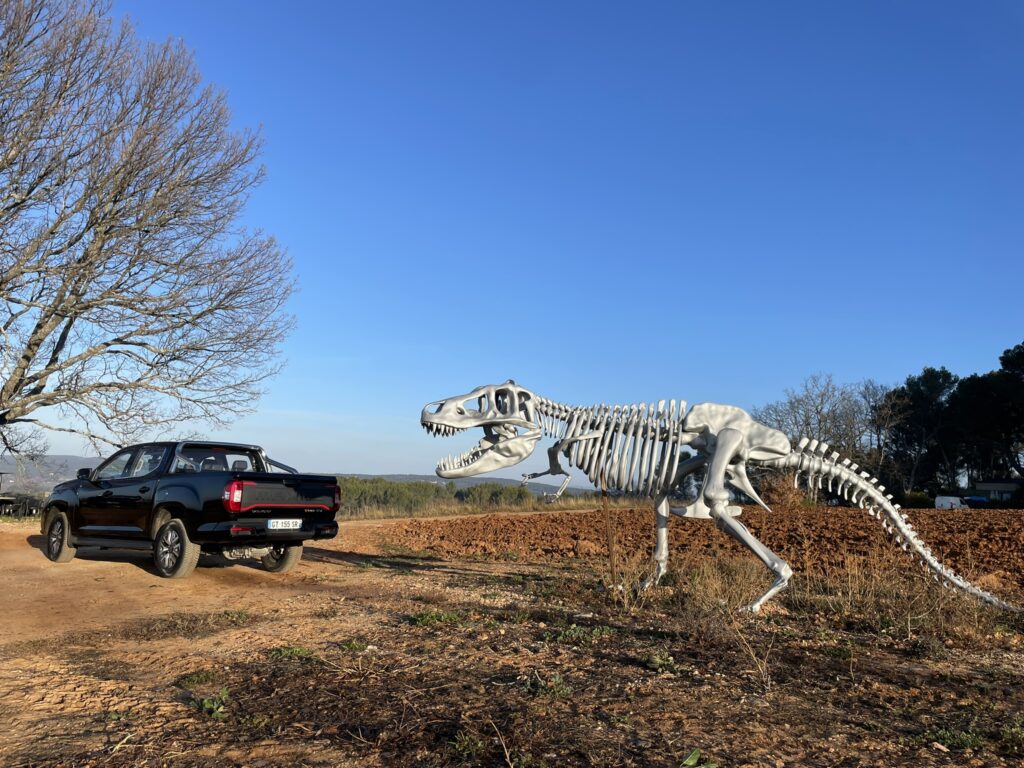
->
xmin=333 ymin=476 xmax=538 ymax=515
xmin=454 ymin=482 xmax=532 ymax=507
xmin=901 ymin=491 xmax=933 ymax=508
xmin=335 ymin=476 xmax=456 ymax=514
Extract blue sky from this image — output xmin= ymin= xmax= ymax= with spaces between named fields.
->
xmin=54 ymin=1 xmax=1024 ymax=478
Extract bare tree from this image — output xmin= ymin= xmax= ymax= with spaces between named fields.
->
xmin=858 ymin=378 xmax=905 ymax=473
xmin=0 ymin=0 xmax=294 ymax=454
xmin=751 ymin=373 xmax=867 ymax=457
xmin=752 ymin=374 xmax=878 ymax=501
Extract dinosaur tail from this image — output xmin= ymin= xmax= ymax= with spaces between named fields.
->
xmin=761 ymin=438 xmax=1019 ymax=612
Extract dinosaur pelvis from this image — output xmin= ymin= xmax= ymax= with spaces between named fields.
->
xmin=669 ymin=498 xmax=742 ymax=519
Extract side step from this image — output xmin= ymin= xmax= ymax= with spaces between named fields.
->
xmin=70 ymin=536 xmax=153 ymax=551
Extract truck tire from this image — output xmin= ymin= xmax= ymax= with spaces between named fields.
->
xmin=45 ymin=511 xmax=76 ymax=563
xmin=261 ymin=543 xmax=302 ymax=573
xmin=153 ymin=518 xmax=200 ymax=578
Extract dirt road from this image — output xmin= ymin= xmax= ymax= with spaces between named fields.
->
xmin=0 ymin=517 xmax=410 ymax=766
xmin=0 ymin=518 xmax=390 ymax=644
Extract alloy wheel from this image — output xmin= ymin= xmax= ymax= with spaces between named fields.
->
xmin=48 ymin=518 xmax=63 ymax=558
xmin=158 ymin=528 xmax=182 ymax=571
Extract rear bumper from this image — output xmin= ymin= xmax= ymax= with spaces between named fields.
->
xmin=194 ymin=517 xmax=338 ymax=544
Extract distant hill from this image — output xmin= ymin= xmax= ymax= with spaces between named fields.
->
xmin=0 ymin=454 xmax=98 ymax=494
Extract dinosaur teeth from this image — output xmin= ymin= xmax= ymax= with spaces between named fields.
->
xmin=424 ymin=422 xmax=469 ymax=437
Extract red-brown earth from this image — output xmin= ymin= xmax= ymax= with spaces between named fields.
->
xmin=1 ymin=506 xmax=1022 ymax=767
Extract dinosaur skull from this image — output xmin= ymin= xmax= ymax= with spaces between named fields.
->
xmin=421 ymin=380 xmax=542 ymax=478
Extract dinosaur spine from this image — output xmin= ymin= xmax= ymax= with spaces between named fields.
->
xmin=762 ymin=439 xmax=1017 ymax=612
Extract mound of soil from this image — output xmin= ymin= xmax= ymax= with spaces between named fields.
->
xmin=387 ymin=506 xmax=1024 ymax=595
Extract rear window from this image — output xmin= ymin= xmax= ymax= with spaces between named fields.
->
xmin=172 ymin=445 xmax=264 ymax=474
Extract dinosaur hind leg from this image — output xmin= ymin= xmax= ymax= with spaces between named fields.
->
xmin=713 ymin=513 xmax=793 ymax=612
xmin=704 ymin=428 xmax=793 ymax=612
xmin=641 ymin=495 xmax=671 ymax=590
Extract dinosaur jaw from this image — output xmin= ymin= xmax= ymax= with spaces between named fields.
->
xmin=421 ymin=381 xmax=543 ymax=478
xmin=422 ymin=420 xmax=542 ymax=478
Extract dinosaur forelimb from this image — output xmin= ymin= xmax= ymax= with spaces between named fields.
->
xmin=521 ymin=434 xmax=601 ymax=501
xmin=520 ymin=472 xmax=574 ymax=502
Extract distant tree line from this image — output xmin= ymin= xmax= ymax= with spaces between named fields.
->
xmin=752 ymin=341 xmax=1024 ymax=500
xmin=334 ymin=476 xmax=533 ymax=515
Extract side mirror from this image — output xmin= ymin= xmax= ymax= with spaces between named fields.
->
xmin=77 ymin=467 xmax=92 ymax=481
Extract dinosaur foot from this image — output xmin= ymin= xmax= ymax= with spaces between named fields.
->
xmin=637 ymin=561 xmax=668 ymax=593
xmin=744 ymin=572 xmax=791 ymax=613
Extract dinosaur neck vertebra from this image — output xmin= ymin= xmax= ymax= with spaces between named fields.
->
xmin=762 ymin=439 xmax=1017 ymax=612
xmin=534 ymin=396 xmax=690 ymax=495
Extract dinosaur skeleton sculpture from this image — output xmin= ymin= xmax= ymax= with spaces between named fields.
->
xmin=421 ymin=380 xmax=1017 ymax=613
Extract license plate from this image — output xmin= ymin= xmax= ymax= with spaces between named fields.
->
xmin=268 ymin=519 xmax=302 ymax=530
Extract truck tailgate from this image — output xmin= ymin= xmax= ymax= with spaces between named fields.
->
xmin=229 ymin=473 xmax=337 ymax=514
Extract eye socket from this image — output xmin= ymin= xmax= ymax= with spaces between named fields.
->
xmin=518 ymin=392 xmax=531 ymax=418
xmin=495 ymin=389 xmax=510 ymax=414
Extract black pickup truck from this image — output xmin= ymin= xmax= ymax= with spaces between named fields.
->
xmin=41 ymin=441 xmax=339 ymax=578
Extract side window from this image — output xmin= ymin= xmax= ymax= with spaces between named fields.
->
xmin=173 ymin=449 xmax=206 ymax=473
xmin=224 ymin=452 xmax=255 ymax=472
xmin=172 ymin=447 xmax=262 ymax=473
xmin=94 ymin=449 xmax=136 ymax=481
xmin=129 ymin=446 xmax=169 ymax=478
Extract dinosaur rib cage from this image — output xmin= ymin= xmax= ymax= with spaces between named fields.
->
xmin=534 ymin=397 xmax=691 ymax=496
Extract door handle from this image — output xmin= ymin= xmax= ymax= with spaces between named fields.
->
xmin=102 ymin=490 xmax=113 ymax=497
xmin=139 ymin=486 xmax=150 ymax=493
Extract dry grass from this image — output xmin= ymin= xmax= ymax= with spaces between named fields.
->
xmin=638 ymin=544 xmax=1020 ymax=700
xmin=784 ymin=544 xmax=1014 ymax=641
xmin=758 ymin=470 xmax=810 ymax=509
xmin=658 ymin=544 xmax=1016 ymax=643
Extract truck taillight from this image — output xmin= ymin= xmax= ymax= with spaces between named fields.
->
xmin=223 ymin=480 xmax=245 ymax=514
xmin=331 ymin=485 xmax=341 ymax=513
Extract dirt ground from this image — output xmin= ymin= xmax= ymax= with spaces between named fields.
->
xmin=1 ymin=507 xmax=1023 ymax=767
